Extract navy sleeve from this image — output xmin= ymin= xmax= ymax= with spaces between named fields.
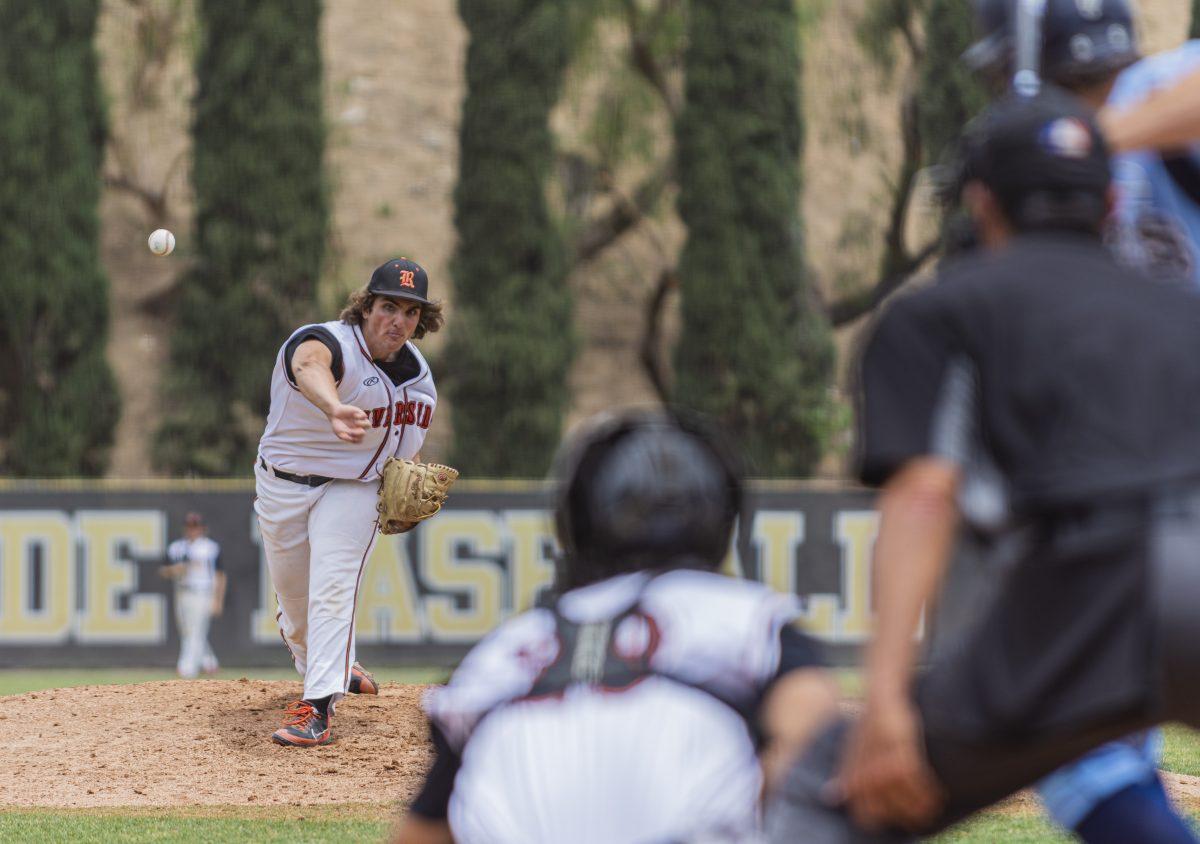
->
xmin=854 ymin=294 xmax=956 ymax=487
xmin=407 ymin=721 xmax=461 ymax=820
xmin=284 ymin=327 xmax=344 ymax=386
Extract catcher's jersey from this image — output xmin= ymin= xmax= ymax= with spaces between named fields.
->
xmin=258 ymin=320 xmax=436 ymax=481
xmin=424 ymin=569 xmax=803 ymax=844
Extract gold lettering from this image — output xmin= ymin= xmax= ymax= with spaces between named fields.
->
xmin=0 ymin=512 xmax=73 ymax=642
xmin=504 ymin=511 xmax=555 ymax=613
xmin=754 ymin=511 xmax=805 ymax=595
xmin=355 ymin=535 xmax=423 ymax=642
xmin=833 ymin=511 xmax=879 ymax=641
xmin=421 ymin=512 xmax=503 ymax=641
xmin=75 ymin=512 xmax=166 ymax=643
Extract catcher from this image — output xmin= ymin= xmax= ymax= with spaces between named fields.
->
xmin=255 ymin=257 xmax=457 ymax=747
xmin=393 ymin=410 xmax=839 ymax=844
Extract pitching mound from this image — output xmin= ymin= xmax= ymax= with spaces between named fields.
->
xmin=0 ymin=679 xmax=432 ymax=809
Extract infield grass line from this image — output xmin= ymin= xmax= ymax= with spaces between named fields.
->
xmin=0 ymin=667 xmax=448 ymax=698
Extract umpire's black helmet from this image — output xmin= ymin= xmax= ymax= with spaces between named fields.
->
xmin=551 ymin=409 xmax=742 ymax=591
xmin=965 ymin=0 xmax=1140 ymax=88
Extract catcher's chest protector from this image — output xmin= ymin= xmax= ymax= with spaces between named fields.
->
xmin=512 ymin=597 xmax=746 ymax=721
xmin=524 ymin=604 xmax=661 ymax=699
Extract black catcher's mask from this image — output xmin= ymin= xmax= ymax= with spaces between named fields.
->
xmin=551 ymin=409 xmax=744 ymax=592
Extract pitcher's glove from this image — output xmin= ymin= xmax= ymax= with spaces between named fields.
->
xmin=377 ymin=458 xmax=460 ymax=534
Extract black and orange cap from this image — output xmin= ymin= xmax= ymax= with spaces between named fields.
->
xmin=368 ymin=258 xmax=432 ymax=305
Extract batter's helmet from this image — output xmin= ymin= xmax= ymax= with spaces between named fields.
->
xmin=961 ymin=86 xmax=1112 ymax=230
xmin=965 ymin=0 xmax=1140 ymax=88
xmin=551 ymin=409 xmax=743 ymax=591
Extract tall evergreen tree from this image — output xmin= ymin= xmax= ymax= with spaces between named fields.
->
xmin=918 ymin=0 xmax=989 ymax=170
xmin=445 ymin=0 xmax=573 ymax=477
xmin=1192 ymin=0 xmax=1200 ymax=40
xmin=156 ymin=0 xmax=327 ymax=475
xmin=0 ymin=1 xmax=119 ymax=476
xmin=673 ymin=0 xmax=836 ymax=475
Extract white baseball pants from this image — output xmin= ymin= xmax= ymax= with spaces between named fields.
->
xmin=175 ymin=586 xmax=218 ymax=678
xmin=254 ymin=459 xmax=379 ymax=703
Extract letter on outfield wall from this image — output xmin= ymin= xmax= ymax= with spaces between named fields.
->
xmin=422 ymin=511 xmax=504 ymax=642
xmin=75 ymin=511 xmax=166 ymax=643
xmin=0 ymin=512 xmax=73 ymax=643
xmin=354 ymin=535 xmax=424 ymax=642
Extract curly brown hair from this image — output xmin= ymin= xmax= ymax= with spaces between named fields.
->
xmin=339 ymin=287 xmax=445 ymax=339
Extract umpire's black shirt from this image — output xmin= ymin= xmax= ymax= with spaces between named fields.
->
xmin=857 ymin=231 xmax=1200 ymax=511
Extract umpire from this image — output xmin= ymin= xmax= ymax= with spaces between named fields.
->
xmin=767 ymin=89 xmax=1200 ymax=841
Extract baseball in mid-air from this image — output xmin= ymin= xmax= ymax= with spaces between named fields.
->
xmin=148 ymin=228 xmax=176 ymax=256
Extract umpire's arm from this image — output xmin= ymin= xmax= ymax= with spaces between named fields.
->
xmin=837 ymin=291 xmax=968 ymax=829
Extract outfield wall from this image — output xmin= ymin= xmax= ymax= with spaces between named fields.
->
xmin=0 ymin=481 xmax=877 ymax=667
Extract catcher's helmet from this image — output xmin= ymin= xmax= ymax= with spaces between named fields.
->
xmin=551 ymin=409 xmax=742 ymax=591
xmin=965 ymin=0 xmax=1140 ymax=88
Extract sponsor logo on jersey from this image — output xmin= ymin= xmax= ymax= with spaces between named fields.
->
xmin=368 ymin=399 xmax=433 ymax=429
xmin=363 ymin=376 xmax=380 ymax=386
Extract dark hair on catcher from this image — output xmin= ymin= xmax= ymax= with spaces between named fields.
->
xmin=550 ymin=408 xmax=744 ymax=592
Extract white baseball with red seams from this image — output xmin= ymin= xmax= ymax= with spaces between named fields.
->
xmin=255 ymin=319 xmax=436 ymax=704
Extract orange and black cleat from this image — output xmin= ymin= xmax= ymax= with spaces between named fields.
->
xmin=271 ymin=700 xmax=332 ymax=747
xmin=348 ymin=662 xmax=379 ymax=695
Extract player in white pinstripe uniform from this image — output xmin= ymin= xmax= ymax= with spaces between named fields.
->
xmin=255 ymin=257 xmax=442 ymax=747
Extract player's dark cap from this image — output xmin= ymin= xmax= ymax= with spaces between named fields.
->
xmin=550 ymin=408 xmax=743 ymax=591
xmin=368 ymin=258 xmax=432 ymax=306
xmin=962 ymin=87 xmax=1111 ymax=229
xmin=965 ymin=0 xmax=1139 ymax=88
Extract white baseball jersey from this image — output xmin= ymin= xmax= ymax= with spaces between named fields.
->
xmin=424 ymin=569 xmax=804 ymax=844
xmin=258 ymin=320 xmax=436 ymax=480
xmin=166 ymin=536 xmax=222 ymax=591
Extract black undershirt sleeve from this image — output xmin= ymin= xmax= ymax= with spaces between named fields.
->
xmin=284 ymin=327 xmax=344 ymax=385
xmin=407 ymin=720 xmax=461 ymax=820
xmin=855 ymin=295 xmax=956 ymax=487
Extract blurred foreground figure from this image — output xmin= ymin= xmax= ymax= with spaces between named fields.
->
xmin=963 ymin=3 xmax=1200 ymax=840
xmin=393 ymin=410 xmax=838 ymax=844
xmin=766 ymin=90 xmax=1200 ymax=843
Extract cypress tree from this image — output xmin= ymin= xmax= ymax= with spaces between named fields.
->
xmin=156 ymin=0 xmax=327 ymax=475
xmin=1192 ymin=0 xmax=1200 ymax=40
xmin=0 ymin=1 xmax=119 ymax=476
xmin=445 ymin=0 xmax=573 ymax=477
xmin=918 ymin=0 xmax=989 ymax=169
xmin=673 ymin=0 xmax=835 ymax=475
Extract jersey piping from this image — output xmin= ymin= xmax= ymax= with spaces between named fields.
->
xmin=351 ymin=324 xmax=394 ymax=480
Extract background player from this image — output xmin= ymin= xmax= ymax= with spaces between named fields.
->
xmin=962 ymin=2 xmax=1200 ymax=840
xmin=392 ymin=410 xmax=840 ymax=844
xmin=160 ymin=511 xmax=224 ymax=679
xmin=767 ymin=89 xmax=1200 ymax=842
xmin=255 ymin=257 xmax=442 ymax=747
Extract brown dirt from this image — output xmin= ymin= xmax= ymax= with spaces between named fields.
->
xmin=0 ymin=680 xmax=431 ymax=809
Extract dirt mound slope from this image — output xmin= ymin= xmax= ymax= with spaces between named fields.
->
xmin=0 ymin=680 xmax=431 ymax=809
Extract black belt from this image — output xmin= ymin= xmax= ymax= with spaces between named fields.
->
xmin=260 ymin=457 xmax=333 ymax=487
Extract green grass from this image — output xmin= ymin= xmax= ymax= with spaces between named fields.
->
xmin=0 ymin=811 xmax=386 ymax=843
xmin=0 ymin=666 xmax=448 ymax=698
xmin=1164 ymin=724 xmax=1200 ymax=777
xmin=931 ymin=814 xmax=1074 ymax=842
